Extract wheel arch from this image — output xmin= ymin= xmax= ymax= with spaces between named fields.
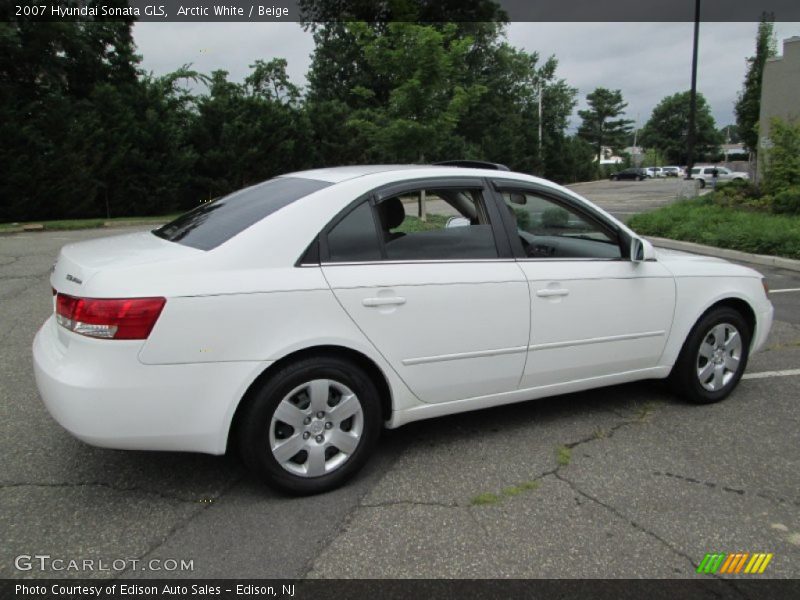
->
xmin=704 ymin=297 xmax=756 ymax=343
xmin=226 ymin=345 xmax=393 ymax=454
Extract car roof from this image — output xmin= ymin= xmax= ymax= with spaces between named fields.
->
xmin=281 ymin=165 xmax=437 ymax=183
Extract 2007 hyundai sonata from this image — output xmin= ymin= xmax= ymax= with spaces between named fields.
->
xmin=33 ymin=163 xmax=773 ymax=494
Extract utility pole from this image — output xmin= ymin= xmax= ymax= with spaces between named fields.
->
xmin=537 ymin=81 xmax=543 ymax=165
xmin=685 ymin=0 xmax=701 ymax=178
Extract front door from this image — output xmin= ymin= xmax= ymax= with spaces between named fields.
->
xmin=494 ymin=185 xmax=676 ymax=389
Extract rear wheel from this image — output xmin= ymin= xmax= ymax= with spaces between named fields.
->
xmin=669 ymin=307 xmax=750 ymax=404
xmin=238 ymin=356 xmax=382 ymax=494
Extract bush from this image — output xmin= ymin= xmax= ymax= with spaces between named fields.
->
xmin=629 ymin=200 xmax=800 ymax=259
xmin=763 ymin=118 xmax=800 ymax=195
xmin=709 ymin=181 xmax=762 ymax=209
xmin=542 ymin=207 xmax=570 ymax=228
xmin=771 ymin=187 xmax=800 ymax=215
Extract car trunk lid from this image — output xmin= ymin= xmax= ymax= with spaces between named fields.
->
xmin=51 ymin=231 xmax=202 ymax=297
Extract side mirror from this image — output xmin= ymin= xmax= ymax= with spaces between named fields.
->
xmin=445 ymin=216 xmax=470 ymax=229
xmin=630 ymin=237 xmax=656 ymax=263
xmin=508 ymin=192 xmax=527 ymax=206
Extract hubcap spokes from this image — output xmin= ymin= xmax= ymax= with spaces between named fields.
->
xmin=269 ymin=379 xmax=364 ymax=477
xmin=696 ymin=323 xmax=742 ymax=392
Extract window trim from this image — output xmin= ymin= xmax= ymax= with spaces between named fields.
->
xmin=488 ymin=178 xmax=629 ymax=261
xmin=317 ymin=177 xmax=513 ymax=265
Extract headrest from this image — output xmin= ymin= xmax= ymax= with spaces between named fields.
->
xmin=380 ymin=197 xmax=405 ymax=230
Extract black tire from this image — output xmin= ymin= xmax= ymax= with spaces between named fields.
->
xmin=669 ymin=307 xmax=751 ymax=404
xmin=698 ymin=179 xmax=706 ymax=188
xmin=637 ymin=176 xmax=645 ymax=181
xmin=238 ymin=355 xmax=382 ymax=495
xmin=610 ymin=175 xmax=618 ymax=181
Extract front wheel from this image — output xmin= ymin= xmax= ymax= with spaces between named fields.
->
xmin=238 ymin=356 xmax=382 ymax=494
xmin=669 ymin=307 xmax=751 ymax=404
xmin=698 ymin=179 xmax=706 ymax=188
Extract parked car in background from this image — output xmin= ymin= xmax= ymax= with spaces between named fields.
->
xmin=33 ymin=162 xmax=773 ymax=494
xmin=609 ymin=168 xmax=647 ymax=181
xmin=644 ymin=167 xmax=665 ymax=178
xmin=690 ymin=166 xmax=750 ymax=188
xmin=661 ymin=166 xmax=685 ymax=178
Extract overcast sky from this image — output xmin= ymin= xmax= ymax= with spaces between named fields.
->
xmin=133 ymin=21 xmax=800 ymax=132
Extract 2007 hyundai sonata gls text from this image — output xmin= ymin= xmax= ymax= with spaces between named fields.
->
xmin=33 ymin=164 xmax=774 ymax=494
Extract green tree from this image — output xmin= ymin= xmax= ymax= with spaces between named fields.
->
xmin=189 ymin=63 xmax=314 ymax=200
xmin=734 ymin=15 xmax=776 ymax=155
xmin=719 ymin=124 xmax=741 ymax=144
xmin=577 ymin=88 xmax=634 ymax=161
xmin=640 ymin=91 xmax=721 ymax=165
xmin=334 ymin=22 xmax=487 ymax=163
xmin=763 ymin=118 xmax=800 ymax=195
xmin=303 ymin=15 xmax=579 ymax=178
xmin=0 ymin=5 xmax=199 ymax=221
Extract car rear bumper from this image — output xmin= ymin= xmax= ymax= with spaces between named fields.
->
xmin=32 ymin=316 xmax=268 ymax=454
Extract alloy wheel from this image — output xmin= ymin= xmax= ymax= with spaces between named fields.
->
xmin=695 ymin=323 xmax=742 ymax=392
xmin=269 ymin=379 xmax=364 ymax=477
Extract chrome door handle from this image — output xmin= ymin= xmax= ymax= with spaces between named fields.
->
xmin=362 ymin=296 xmax=407 ymax=307
xmin=536 ymin=288 xmax=569 ymax=298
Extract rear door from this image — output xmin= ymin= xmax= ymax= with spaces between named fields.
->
xmin=320 ymin=177 xmax=530 ymax=404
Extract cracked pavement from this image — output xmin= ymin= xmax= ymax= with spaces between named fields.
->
xmin=1 ymin=210 xmax=799 ymax=579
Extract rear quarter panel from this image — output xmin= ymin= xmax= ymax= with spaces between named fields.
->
xmin=138 ymin=267 xmax=422 ymax=413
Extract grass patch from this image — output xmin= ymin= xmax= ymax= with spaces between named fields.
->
xmin=631 ymin=400 xmax=658 ymax=421
xmin=394 ymin=213 xmax=449 ymax=234
xmin=471 ymin=480 xmax=540 ymax=506
xmin=0 ymin=214 xmax=178 ymax=233
xmin=628 ymin=199 xmax=800 ymax=259
xmin=764 ymin=339 xmax=800 ymax=352
xmin=555 ymin=445 xmax=572 ymax=467
xmin=470 ymin=492 xmax=501 ymax=506
xmin=501 ymin=481 xmax=540 ymax=497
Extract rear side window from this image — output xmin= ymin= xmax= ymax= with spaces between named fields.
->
xmin=327 ymin=202 xmax=382 ymax=262
xmin=153 ymin=177 xmax=330 ymax=250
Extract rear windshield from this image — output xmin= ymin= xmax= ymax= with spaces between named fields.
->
xmin=153 ymin=177 xmax=330 ymax=250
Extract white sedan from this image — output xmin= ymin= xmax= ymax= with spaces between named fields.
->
xmin=33 ymin=163 xmax=773 ymax=494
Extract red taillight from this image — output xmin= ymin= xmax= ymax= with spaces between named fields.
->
xmin=55 ymin=293 xmax=166 ymax=340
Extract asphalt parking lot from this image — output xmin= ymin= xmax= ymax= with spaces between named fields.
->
xmin=2 ymin=181 xmax=799 ymax=581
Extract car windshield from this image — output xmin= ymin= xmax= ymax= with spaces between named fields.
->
xmin=153 ymin=177 xmax=331 ymax=250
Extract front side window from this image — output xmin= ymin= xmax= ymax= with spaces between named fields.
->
xmin=501 ymin=191 xmax=621 ymax=260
